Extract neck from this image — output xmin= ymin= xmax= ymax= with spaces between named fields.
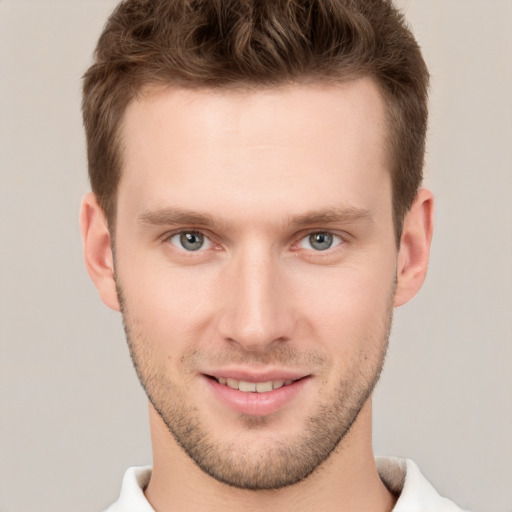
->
xmin=144 ymin=399 xmax=396 ymax=512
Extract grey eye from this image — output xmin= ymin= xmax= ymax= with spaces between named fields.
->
xmin=308 ymin=232 xmax=333 ymax=251
xmin=169 ymin=231 xmax=211 ymax=251
xmin=298 ymin=232 xmax=342 ymax=251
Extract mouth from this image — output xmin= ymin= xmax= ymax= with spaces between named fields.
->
xmin=208 ymin=376 xmax=298 ymax=393
xmin=204 ymin=372 xmax=310 ymax=415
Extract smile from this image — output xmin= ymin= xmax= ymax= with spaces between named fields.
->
xmin=214 ymin=377 xmax=295 ymax=393
xmin=204 ymin=373 xmax=310 ymax=415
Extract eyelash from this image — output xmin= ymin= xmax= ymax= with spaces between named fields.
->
xmin=166 ymin=230 xmax=214 ymax=252
xmin=164 ymin=229 xmax=345 ymax=254
xmin=297 ymin=232 xmax=344 ymax=252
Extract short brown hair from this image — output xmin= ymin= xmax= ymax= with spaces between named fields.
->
xmin=82 ymin=0 xmax=429 ymax=238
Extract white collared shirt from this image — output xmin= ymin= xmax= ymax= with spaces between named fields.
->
xmin=104 ymin=457 xmax=468 ymax=511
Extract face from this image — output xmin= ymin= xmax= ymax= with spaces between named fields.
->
xmin=113 ymin=79 xmax=399 ymax=489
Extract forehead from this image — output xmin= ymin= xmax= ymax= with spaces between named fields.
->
xmin=118 ymin=79 xmax=390 ymax=227
xmin=122 ymin=78 xmax=387 ymax=158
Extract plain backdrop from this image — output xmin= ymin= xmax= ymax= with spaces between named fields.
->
xmin=1 ymin=1 xmax=511 ymax=511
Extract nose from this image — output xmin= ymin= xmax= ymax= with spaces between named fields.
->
xmin=217 ymin=244 xmax=295 ymax=351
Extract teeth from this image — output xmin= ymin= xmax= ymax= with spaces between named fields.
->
xmin=216 ymin=377 xmax=295 ymax=393
xmin=226 ymin=378 xmax=238 ymax=389
xmin=239 ymin=381 xmax=257 ymax=392
xmin=255 ymin=381 xmax=273 ymax=393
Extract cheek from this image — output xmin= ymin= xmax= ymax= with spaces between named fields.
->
xmin=116 ymin=232 xmax=397 ymax=358
xmin=292 ymin=263 xmax=395 ymax=333
xmin=303 ymin=274 xmax=394 ymax=382
xmin=118 ymin=259 xmax=221 ymax=351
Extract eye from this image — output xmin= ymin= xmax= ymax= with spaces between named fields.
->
xmin=168 ymin=231 xmax=212 ymax=252
xmin=298 ymin=232 xmax=342 ymax=251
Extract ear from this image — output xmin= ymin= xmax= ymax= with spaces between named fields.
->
xmin=80 ymin=193 xmax=120 ymax=311
xmin=394 ymin=188 xmax=434 ymax=307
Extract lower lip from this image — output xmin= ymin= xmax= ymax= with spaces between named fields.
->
xmin=204 ymin=376 xmax=309 ymax=416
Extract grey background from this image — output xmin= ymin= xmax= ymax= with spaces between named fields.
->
xmin=0 ymin=1 xmax=510 ymax=511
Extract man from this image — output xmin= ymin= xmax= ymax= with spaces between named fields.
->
xmin=80 ymin=0 xmax=466 ymax=511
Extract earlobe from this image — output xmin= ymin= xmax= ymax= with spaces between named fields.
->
xmin=394 ymin=188 xmax=434 ymax=307
xmin=80 ymin=193 xmax=120 ymax=311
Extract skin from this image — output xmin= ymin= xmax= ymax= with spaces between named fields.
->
xmin=81 ymin=77 xmax=433 ymax=512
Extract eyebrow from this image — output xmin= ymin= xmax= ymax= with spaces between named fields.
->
xmin=138 ymin=205 xmax=372 ymax=229
xmin=138 ymin=207 xmax=228 ymax=230
xmin=287 ymin=207 xmax=373 ymax=228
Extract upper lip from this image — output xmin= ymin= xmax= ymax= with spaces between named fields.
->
xmin=202 ymin=368 xmax=310 ymax=383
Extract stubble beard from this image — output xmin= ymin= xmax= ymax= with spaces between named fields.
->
xmin=116 ymin=283 xmax=393 ymax=491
